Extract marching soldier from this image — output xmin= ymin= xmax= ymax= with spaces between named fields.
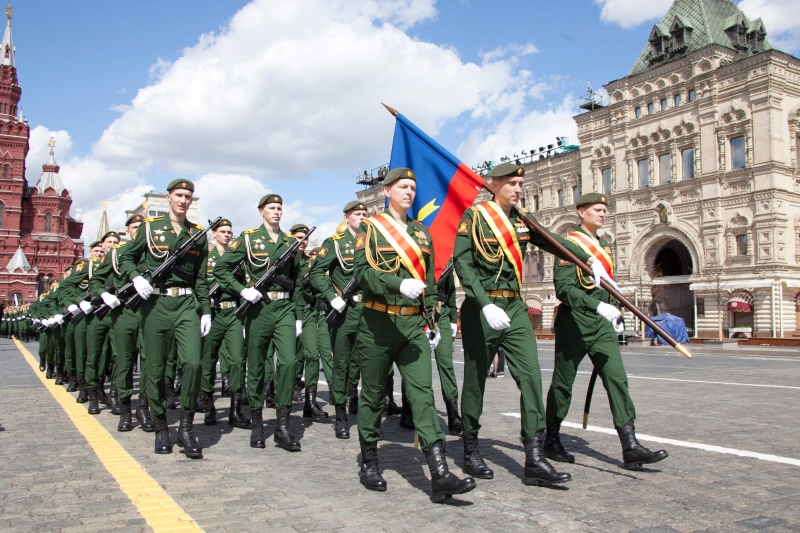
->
xmin=213 ymin=194 xmax=304 ymax=452
xmin=545 ymin=193 xmax=668 ymax=470
xmin=199 ymin=218 xmax=250 ymax=429
xmin=309 ymin=200 xmax=367 ymax=439
xmin=453 ymin=162 xmax=614 ymax=486
xmin=433 ymin=262 xmax=463 ymax=435
xmin=118 ymin=179 xmax=212 ymax=458
xmin=59 ymin=257 xmax=93 ymax=395
xmin=351 ymin=168 xmax=475 ymax=502
xmin=307 ymin=247 xmax=334 ymax=389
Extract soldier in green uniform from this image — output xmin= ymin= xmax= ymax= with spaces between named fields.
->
xmin=61 ymin=259 xmax=85 ymax=393
xmin=309 ymin=201 xmax=368 ymax=439
xmin=30 ymin=292 xmax=49 ymax=372
xmin=307 ymin=247 xmax=334 ymax=389
xmin=545 ymin=192 xmax=668 ymax=470
xmin=351 ymin=168 xmax=475 ymax=502
xmin=199 ymin=218 xmax=250 ymax=429
xmin=213 ymin=194 xmax=304 ymax=452
xmin=60 ymin=256 xmax=95 ymax=395
xmin=453 ymin=162 xmax=615 ymax=486
xmin=433 ymin=263 xmax=463 ymax=435
xmin=118 ymin=179 xmax=212 ymax=458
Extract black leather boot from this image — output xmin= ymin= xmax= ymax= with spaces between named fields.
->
xmin=544 ymin=423 xmax=575 ymax=463
xmin=196 ymin=392 xmax=207 ymax=413
xmin=348 ymin=386 xmax=359 ymax=415
xmin=385 ymin=386 xmax=402 ymax=416
xmin=117 ymin=397 xmax=133 ymax=432
xmin=98 ymin=377 xmax=108 ymax=405
xmin=174 ymin=369 xmax=183 ymax=397
xmin=462 ymin=432 xmax=494 ymax=479
xmin=46 ymin=363 xmax=54 ymax=379
xmin=293 ymin=379 xmax=304 ymax=402
xmin=359 ymin=441 xmax=387 ymax=491
xmin=264 ymin=380 xmax=275 ymax=408
xmin=66 ymin=372 xmax=78 ymax=392
xmin=334 ymin=404 xmax=349 ymax=439
xmin=425 ymin=441 xmax=476 ymax=503
xmin=176 ymin=409 xmax=203 ymax=459
xmin=220 ymin=374 xmax=231 ymax=398
xmin=445 ymin=397 xmax=463 ymax=436
xmin=135 ymin=392 xmax=155 ymax=432
xmin=274 ymin=407 xmax=301 ymax=452
xmin=522 ymin=432 xmax=572 ymax=486
xmin=240 ymin=378 xmax=249 ymax=405
xmin=39 ymin=356 xmax=46 ymax=372
xmin=399 ymin=393 xmax=414 ymax=430
xmin=204 ymin=393 xmax=216 ymax=426
xmin=153 ymin=414 xmax=172 ymax=454
xmin=228 ymin=393 xmax=251 ymax=428
xmin=250 ymin=408 xmax=265 ymax=448
xmin=303 ymin=386 xmax=329 ymax=418
xmin=55 ymin=367 xmax=64 ymax=385
xmin=616 ymin=422 xmax=668 ymax=470
xmin=109 ymin=383 xmax=121 ymax=415
xmin=165 ymin=380 xmax=176 ymax=410
xmin=76 ymin=378 xmax=88 ymax=403
xmin=87 ymin=387 xmax=101 ymax=415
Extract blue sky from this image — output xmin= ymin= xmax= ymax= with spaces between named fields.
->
xmin=13 ymin=0 xmax=799 ymax=242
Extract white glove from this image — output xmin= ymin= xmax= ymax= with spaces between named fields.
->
xmin=200 ymin=314 xmax=212 ymax=337
xmin=614 ymin=319 xmax=625 ymax=334
xmin=330 ymin=296 xmax=346 ymax=313
xmin=79 ymin=301 xmax=93 ymax=314
xmin=132 ymin=276 xmax=153 ymax=300
xmin=67 ymin=304 xmax=79 ymax=314
xmin=482 ymin=304 xmax=511 ymax=330
xmin=42 ymin=318 xmax=51 ymax=327
xmin=429 ymin=328 xmax=441 ymax=350
xmin=596 ymin=302 xmax=621 ymax=324
xmin=54 ymin=314 xmax=64 ymax=325
xmin=296 ymin=320 xmax=303 ymax=338
xmin=100 ymin=292 xmax=120 ymax=309
xmin=451 ymin=323 xmax=458 ymax=338
xmin=399 ymin=278 xmax=426 ymax=299
xmin=240 ymin=287 xmax=262 ymax=304
xmin=590 ymin=260 xmax=619 ymax=291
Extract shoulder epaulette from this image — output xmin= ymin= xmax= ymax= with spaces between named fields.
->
xmin=518 ymin=207 xmax=530 ymax=214
xmin=90 ymin=257 xmax=101 ymax=262
xmin=242 ymin=228 xmax=260 ymax=234
xmin=413 ymin=220 xmax=429 ymax=230
xmin=331 ymin=232 xmax=345 ymax=241
xmin=194 ymin=224 xmax=204 ymax=231
xmin=285 ymin=232 xmax=294 ymax=239
xmin=143 ymin=216 xmax=163 ymax=223
xmin=113 ymin=242 xmax=127 ymax=249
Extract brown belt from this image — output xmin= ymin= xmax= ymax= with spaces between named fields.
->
xmin=486 ymin=290 xmax=521 ymax=298
xmin=364 ymin=301 xmax=422 ymax=316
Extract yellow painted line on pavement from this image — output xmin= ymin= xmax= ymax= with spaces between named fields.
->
xmin=13 ymin=339 xmax=204 ymax=532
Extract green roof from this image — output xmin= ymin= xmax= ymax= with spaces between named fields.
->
xmin=628 ymin=0 xmax=772 ymax=77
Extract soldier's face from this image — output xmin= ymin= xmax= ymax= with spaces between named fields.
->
xmin=215 ymin=226 xmax=233 ymax=246
xmin=167 ymin=189 xmax=193 ymax=217
xmin=293 ymin=231 xmax=308 ymax=252
xmin=344 ymin=209 xmax=367 ymax=231
xmin=127 ymin=221 xmax=142 ymax=237
xmin=579 ymin=204 xmax=606 ymax=231
xmin=260 ymin=203 xmax=283 ymax=226
xmin=91 ymin=246 xmax=105 ymax=258
xmin=102 ymin=236 xmax=119 ymax=252
xmin=384 ymin=179 xmax=416 ymax=210
xmin=495 ymin=176 xmax=523 ymax=208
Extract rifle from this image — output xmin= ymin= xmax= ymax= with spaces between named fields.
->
xmin=82 ymin=282 xmax=117 ymax=322
xmin=234 ymin=227 xmax=316 ymax=321
xmin=125 ymin=217 xmax=222 ymax=312
xmin=325 ymin=276 xmax=361 ymax=326
xmin=436 ymin=262 xmax=455 ymax=303
xmin=301 ymin=272 xmax=314 ymax=305
xmin=209 ymin=260 xmax=245 ymax=302
xmin=68 ymin=292 xmax=96 ymax=324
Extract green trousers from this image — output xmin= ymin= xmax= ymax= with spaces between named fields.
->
xmin=433 ymin=320 xmax=458 ymax=402
xmin=112 ymin=307 xmax=146 ymax=401
xmin=244 ymin=299 xmax=296 ymax=410
xmin=38 ymin=331 xmax=48 ymax=363
xmin=85 ymin=313 xmax=113 ymax=389
xmin=48 ymin=324 xmax=65 ymax=368
xmin=294 ymin=306 xmax=320 ymax=388
xmin=546 ymin=307 xmax=636 ymax=428
xmin=202 ymin=307 xmax=244 ymax=395
xmin=355 ymin=308 xmax=444 ymax=450
xmin=330 ymin=302 xmax=363 ymax=405
xmin=74 ymin=319 xmax=88 ymax=380
xmin=140 ymin=294 xmax=201 ymax=417
xmin=461 ymin=297 xmax=545 ymax=439
xmin=64 ymin=322 xmax=77 ymax=373
xmin=316 ymin=311 xmax=333 ymax=383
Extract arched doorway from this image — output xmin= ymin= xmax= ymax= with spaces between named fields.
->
xmin=650 ymin=239 xmax=694 ymax=332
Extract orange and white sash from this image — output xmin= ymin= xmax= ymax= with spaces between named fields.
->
xmin=567 ymin=231 xmax=614 ymax=284
xmin=475 ymin=201 xmax=524 ymax=288
xmin=368 ymin=213 xmax=427 ymax=282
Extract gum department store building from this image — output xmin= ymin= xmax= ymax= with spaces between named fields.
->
xmin=357 ymin=0 xmax=800 ymax=339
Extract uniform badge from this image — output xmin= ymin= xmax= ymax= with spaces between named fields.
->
xmin=355 ymin=234 xmax=366 ymax=250
xmin=557 ymin=258 xmax=572 ymax=266
xmin=605 ymin=247 xmax=612 ymax=254
xmin=319 ymin=246 xmax=329 ymax=259
xmin=457 ymin=220 xmax=471 ymax=235
xmin=414 ymin=230 xmax=428 ymax=245
xmin=344 ymin=241 xmax=353 ymax=254
xmin=230 ymin=239 xmax=241 ymax=251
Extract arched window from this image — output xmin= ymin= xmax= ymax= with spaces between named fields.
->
xmin=2 ymin=165 xmax=8 ymax=178
xmin=0 ymin=203 xmax=4 ymax=228
xmin=45 ymin=212 xmax=52 ymax=232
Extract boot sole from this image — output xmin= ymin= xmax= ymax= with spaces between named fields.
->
xmin=545 ymin=453 xmax=575 ymax=464
xmin=523 ymin=475 xmax=572 ymax=486
xmin=175 ymin=441 xmax=203 ymax=459
xmin=303 ymin=413 xmax=329 ymax=419
xmin=430 ymin=480 xmax=477 ymax=503
xmin=154 ymin=448 xmax=173 ymax=454
xmin=359 ymin=475 xmax=387 ymax=492
xmin=88 ymin=409 xmax=100 ymax=415
xmin=463 ymin=468 xmax=494 ymax=480
xmin=275 ymin=443 xmax=302 ymax=452
xmin=117 ymin=426 xmax=133 ymax=432
xmin=229 ymin=421 xmax=252 ymax=429
xmin=624 ymin=455 xmax=668 ymax=470
xmin=250 ymin=442 xmax=266 ymax=448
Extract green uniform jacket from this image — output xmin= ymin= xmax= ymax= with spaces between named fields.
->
xmin=58 ymin=259 xmax=96 ymax=307
xmin=309 ymin=230 xmax=360 ymax=306
xmin=117 ymin=216 xmax=211 ymax=316
xmin=88 ymin=244 xmax=129 ymax=297
xmin=213 ymin=223 xmax=303 ymax=319
xmin=207 ymin=246 xmax=243 ymax=304
xmin=453 ymin=204 xmax=592 ymax=307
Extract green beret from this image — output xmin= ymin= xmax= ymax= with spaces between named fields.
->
xmin=101 ymin=231 xmax=120 ymax=242
xmin=383 ymin=168 xmax=416 ymax=186
xmin=344 ymin=200 xmax=367 ymax=213
xmin=489 ymin=162 xmax=524 ymax=178
xmin=166 ymin=179 xmax=195 ymax=192
xmin=258 ymin=194 xmax=283 ymax=208
xmin=289 ymin=223 xmax=310 ymax=234
xmin=89 ymin=240 xmax=103 ymax=248
xmin=576 ymin=192 xmax=608 ymax=208
xmin=213 ymin=219 xmax=233 ymax=230
xmin=124 ymin=214 xmax=144 ymax=226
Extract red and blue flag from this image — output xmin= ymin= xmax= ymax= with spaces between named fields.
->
xmin=388 ymin=112 xmax=486 ymax=279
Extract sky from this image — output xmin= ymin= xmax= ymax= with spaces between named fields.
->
xmin=13 ymin=0 xmax=800 ymax=246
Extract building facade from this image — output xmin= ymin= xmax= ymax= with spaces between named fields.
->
xmin=357 ymin=0 xmax=800 ymax=338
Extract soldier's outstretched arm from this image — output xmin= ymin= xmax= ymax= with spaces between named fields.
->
xmin=553 ymin=260 xmax=602 ymax=312
xmin=213 ymin=234 xmax=248 ymax=297
xmin=528 ymin=223 xmax=591 ymax=264
xmin=452 ymin=210 xmax=493 ymax=309
xmin=118 ymin=226 xmax=147 ymax=282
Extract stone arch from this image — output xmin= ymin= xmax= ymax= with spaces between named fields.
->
xmin=632 ymin=225 xmax=701 ymax=278
xmin=669 ymin=74 xmax=681 ymax=85
xmin=718 ymin=104 xmax=749 ymax=126
xmin=643 ymin=84 xmax=653 ymax=94
xmin=697 ymin=58 xmax=713 ymax=73
xmin=656 ymin=79 xmax=667 ymax=89
xmin=612 ymin=91 xmax=624 ymax=102
xmin=631 ymin=88 xmax=640 ymax=98
xmin=553 ymin=215 xmax=581 ymax=237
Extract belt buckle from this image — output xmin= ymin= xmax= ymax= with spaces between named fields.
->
xmin=399 ymin=306 xmax=413 ymax=316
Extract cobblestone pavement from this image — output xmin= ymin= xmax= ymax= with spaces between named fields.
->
xmin=1 ymin=337 xmax=799 ymax=533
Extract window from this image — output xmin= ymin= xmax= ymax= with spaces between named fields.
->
xmin=638 ymin=159 xmax=650 ymax=187
xmin=572 ymin=186 xmax=580 ymax=204
xmin=731 ymin=136 xmax=746 ymax=168
xmin=659 ymin=153 xmax=672 ymax=183
xmin=682 ymin=148 xmax=694 ymax=179
xmin=647 ymin=103 xmax=655 ymax=115
xmin=557 ymin=189 xmax=564 ymax=207
xmin=44 ymin=212 xmax=52 ymax=233
xmin=2 ymin=165 xmax=7 ymax=178
xmin=736 ymin=234 xmax=748 ymax=255
xmin=635 ymin=107 xmax=642 ymax=119
xmin=696 ymin=298 xmax=705 ymax=317
xmin=0 ymin=203 xmax=3 ymax=229
xmin=602 ymin=168 xmax=612 ymax=194
xmin=533 ymin=195 xmax=539 ymax=211
xmin=660 ymin=98 xmax=668 ymax=111
xmin=688 ymin=89 xmax=696 ymax=102
xmin=674 ymin=94 xmax=682 ymax=106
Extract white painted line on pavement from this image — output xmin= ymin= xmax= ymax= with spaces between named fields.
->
xmin=539 ymin=368 xmax=800 ymax=390
xmin=500 ymin=413 xmax=800 ymax=467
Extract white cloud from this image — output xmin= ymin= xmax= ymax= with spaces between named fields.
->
xmin=481 ymin=43 xmax=539 ymax=63
xmin=739 ymin=0 xmax=800 ymax=53
xmin=594 ymin=0 xmax=672 ymax=29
